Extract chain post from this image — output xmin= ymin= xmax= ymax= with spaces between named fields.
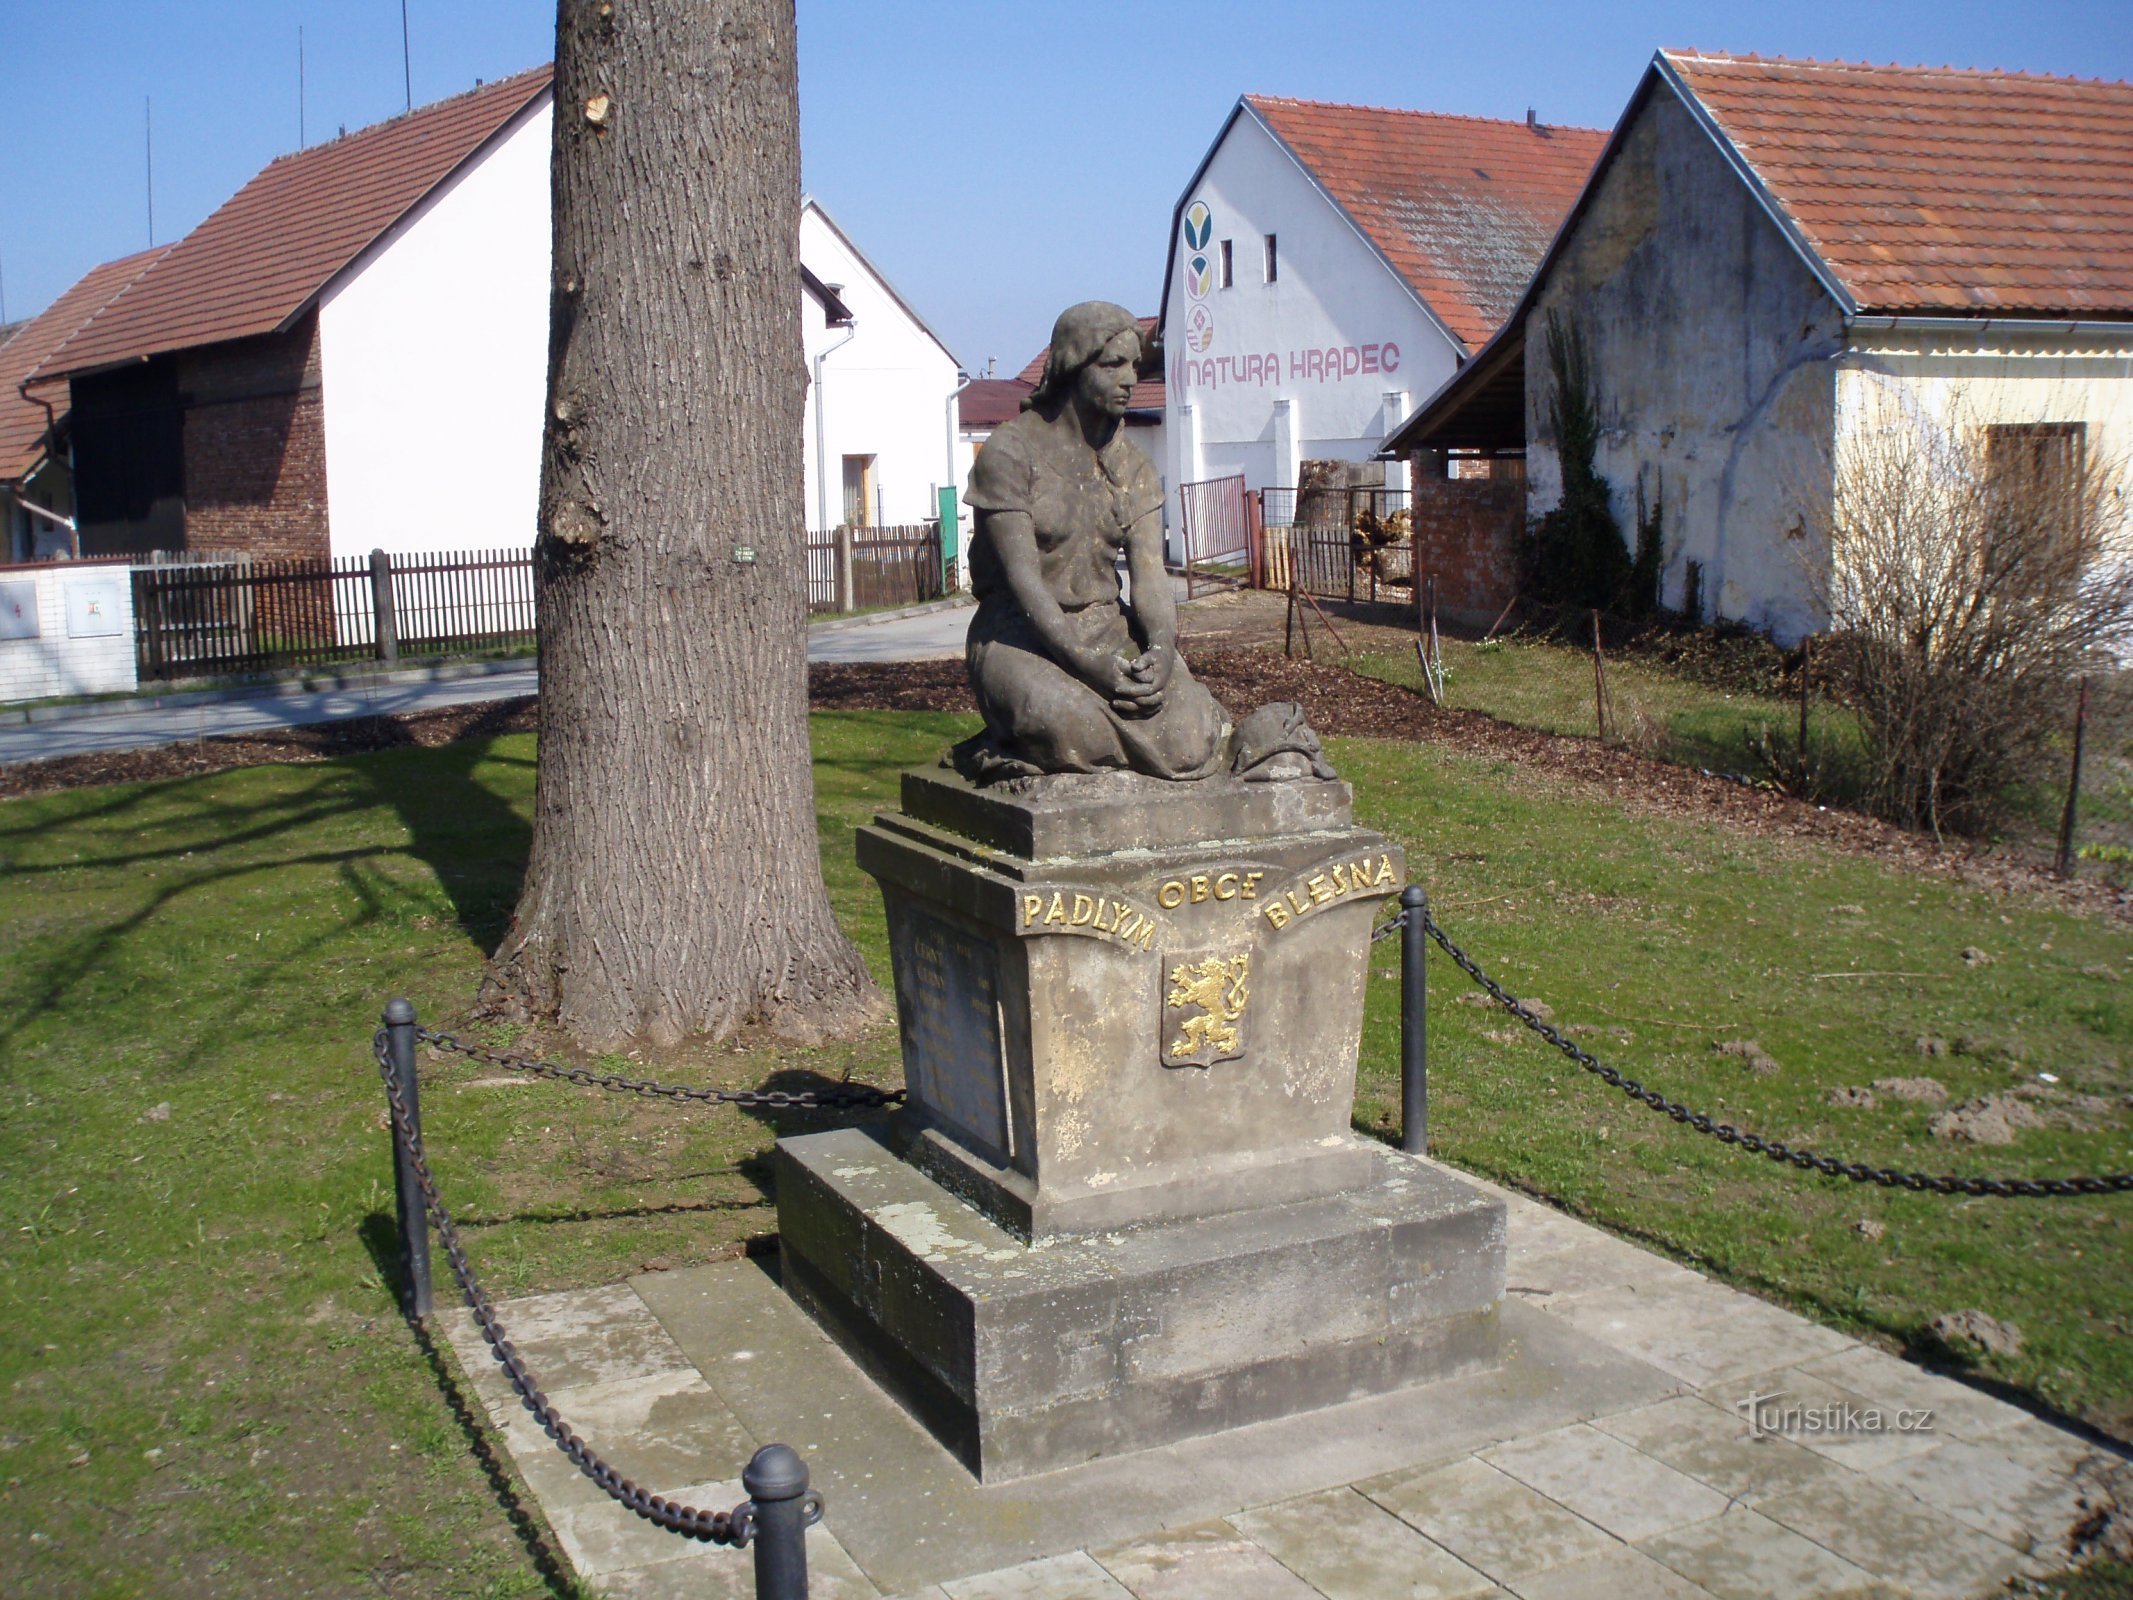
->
xmin=382 ymin=998 xmax=434 ymax=1319
xmin=1400 ymin=885 xmax=1429 ymax=1155
xmin=742 ymin=1444 xmax=814 ymax=1600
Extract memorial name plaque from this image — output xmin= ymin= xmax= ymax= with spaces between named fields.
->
xmin=889 ymin=903 xmax=1009 ymax=1161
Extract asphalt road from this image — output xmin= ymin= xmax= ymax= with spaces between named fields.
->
xmin=0 ymin=600 xmax=972 ymax=766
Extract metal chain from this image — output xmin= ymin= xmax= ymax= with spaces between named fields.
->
xmin=416 ymin=1026 xmax=904 ymax=1110
xmin=1416 ymin=910 xmax=2133 ymax=1198
xmin=1371 ymin=909 xmax=1408 ymax=944
xmin=373 ymin=1031 xmax=824 ymax=1545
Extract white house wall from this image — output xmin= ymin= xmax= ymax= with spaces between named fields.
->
xmin=1837 ymin=324 xmax=2133 ymax=483
xmin=1163 ymin=113 xmax=1456 ymax=534
xmin=318 ymin=99 xmax=551 ymax=560
xmin=800 ymin=206 xmax=961 ymax=532
xmin=1526 ymin=83 xmax=1844 ymax=642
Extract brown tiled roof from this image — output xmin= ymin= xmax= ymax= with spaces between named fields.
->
xmin=41 ymin=66 xmax=551 ymax=378
xmin=1011 ymin=316 xmax=1167 ymax=413
xmin=1664 ymin=51 xmax=2133 ymax=317
xmin=957 ymin=378 xmax=1033 ymax=431
xmin=0 ymin=247 xmax=172 ymax=481
xmin=1245 ymin=97 xmax=1607 ymax=351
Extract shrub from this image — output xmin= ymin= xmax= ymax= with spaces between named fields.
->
xmin=1801 ymin=388 xmax=2133 ymax=835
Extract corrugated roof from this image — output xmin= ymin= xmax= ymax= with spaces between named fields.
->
xmin=1245 ymin=97 xmax=1607 ymax=351
xmin=0 ymin=247 xmax=172 ymax=481
xmin=41 ymin=66 xmax=551 ymax=379
xmin=1664 ymin=51 xmax=2133 ymax=317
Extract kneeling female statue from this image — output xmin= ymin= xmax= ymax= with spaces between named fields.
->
xmin=956 ymin=301 xmax=1332 ymax=784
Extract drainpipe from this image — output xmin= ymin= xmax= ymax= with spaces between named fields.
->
xmin=944 ymin=373 xmax=972 ymax=587
xmin=812 ymin=320 xmax=856 ymax=532
xmin=16 ymin=373 xmax=82 ymax=556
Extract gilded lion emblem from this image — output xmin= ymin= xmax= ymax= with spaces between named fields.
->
xmin=1162 ymin=952 xmax=1250 ymax=1068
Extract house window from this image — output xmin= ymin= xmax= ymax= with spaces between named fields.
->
xmin=841 ymin=454 xmax=876 ymax=528
xmin=1984 ymin=422 xmax=2087 ymax=571
xmin=1264 ymin=234 xmax=1277 ymax=283
xmin=1219 ymin=239 xmax=1233 ymax=289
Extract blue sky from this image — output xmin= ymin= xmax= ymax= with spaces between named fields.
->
xmin=4 ymin=1 xmax=2130 ymax=374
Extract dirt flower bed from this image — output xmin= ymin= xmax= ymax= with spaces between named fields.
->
xmin=5 ymin=649 xmax=2124 ymax=923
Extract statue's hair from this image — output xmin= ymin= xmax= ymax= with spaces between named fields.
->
xmin=1024 ymin=301 xmax=1145 ymax=413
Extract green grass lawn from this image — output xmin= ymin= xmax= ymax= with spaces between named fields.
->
xmin=1356 ymin=637 xmax=1871 ymax=786
xmin=2 ymin=711 xmax=2129 ymax=1595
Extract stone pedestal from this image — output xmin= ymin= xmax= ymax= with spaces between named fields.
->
xmin=775 ymin=766 xmax=1507 ymax=1480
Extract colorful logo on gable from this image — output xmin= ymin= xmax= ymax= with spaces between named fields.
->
xmin=1183 ymin=201 xmax=1213 ymax=253
xmin=1185 ymin=302 xmax=1214 ymax=354
xmin=1186 ymin=255 xmax=1213 ymax=300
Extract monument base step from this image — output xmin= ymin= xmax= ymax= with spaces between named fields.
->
xmin=774 ymin=1126 xmax=1507 ymax=1482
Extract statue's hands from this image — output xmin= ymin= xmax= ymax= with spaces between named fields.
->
xmin=1111 ymin=645 xmax=1172 ymax=718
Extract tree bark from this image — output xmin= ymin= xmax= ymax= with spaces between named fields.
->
xmin=482 ymin=0 xmax=877 ymax=1048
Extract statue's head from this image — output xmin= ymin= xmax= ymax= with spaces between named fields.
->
xmin=1026 ymin=301 xmax=1147 ymax=419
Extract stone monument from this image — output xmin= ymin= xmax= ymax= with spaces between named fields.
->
xmin=775 ymin=303 xmax=1506 ymax=1481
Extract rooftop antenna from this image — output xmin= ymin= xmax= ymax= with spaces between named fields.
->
xmin=401 ymin=0 xmax=413 ymax=112
xmin=145 ymin=96 xmax=155 ymax=246
xmin=299 ymin=26 xmax=307 ymax=147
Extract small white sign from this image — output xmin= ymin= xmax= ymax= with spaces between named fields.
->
xmin=66 ymin=578 xmax=125 ymax=639
xmin=0 ymin=581 xmax=38 ymax=641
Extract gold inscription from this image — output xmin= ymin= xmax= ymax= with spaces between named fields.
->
xmin=1021 ymin=888 xmax=1157 ymax=950
xmin=1156 ymin=867 xmax=1267 ymax=908
xmin=1260 ymin=854 xmax=1398 ymax=932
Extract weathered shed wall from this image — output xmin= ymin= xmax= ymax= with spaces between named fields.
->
xmin=1526 ymin=82 xmax=1845 ymax=641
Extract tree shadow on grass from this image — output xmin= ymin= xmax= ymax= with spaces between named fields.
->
xmin=349 ymin=700 xmax=536 ymax=952
xmin=358 ymin=1211 xmax=585 ymax=1600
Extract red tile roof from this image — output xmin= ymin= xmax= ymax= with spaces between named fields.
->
xmin=1011 ymin=315 xmax=1166 ymax=413
xmin=1245 ymin=97 xmax=1607 ymax=351
xmin=41 ymin=66 xmax=551 ymax=379
xmin=1664 ymin=51 xmax=2133 ymax=317
xmin=1 ymin=247 xmax=172 ymax=481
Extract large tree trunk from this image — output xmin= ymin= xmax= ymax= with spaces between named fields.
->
xmin=482 ymin=0 xmax=877 ymax=1048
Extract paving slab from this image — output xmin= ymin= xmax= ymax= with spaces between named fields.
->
xmin=1230 ymin=1487 xmax=1504 ymax=1599
xmin=1700 ymin=1368 xmax=1944 ymax=1472
xmin=940 ymin=1550 xmax=1134 ymax=1600
xmin=1504 ymin=1544 xmax=1720 ymax=1600
xmin=1364 ymin=1457 xmax=1616 ymax=1584
xmin=1537 ymin=1278 xmax=1855 ymax=1389
xmin=1090 ymin=1519 xmax=1324 ymax=1600
xmin=1479 ymin=1423 xmax=1731 ymax=1542
xmin=1588 ymin=1394 xmax=1850 ymax=1504
xmin=1870 ymin=1434 xmax=2100 ymax=1551
xmin=1756 ymin=1473 xmax=2030 ymax=1598
xmin=1792 ymin=1344 xmax=2032 ymax=1442
xmin=1638 ymin=1506 xmax=1880 ymax=1599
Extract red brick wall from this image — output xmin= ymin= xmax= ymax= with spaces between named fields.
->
xmin=1409 ymin=464 xmax=1525 ymax=623
xmin=178 ymin=315 xmax=329 ymax=563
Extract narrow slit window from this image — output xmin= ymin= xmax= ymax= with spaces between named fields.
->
xmin=1219 ymin=239 xmax=1233 ymax=289
xmin=1264 ymin=233 xmax=1277 ymax=283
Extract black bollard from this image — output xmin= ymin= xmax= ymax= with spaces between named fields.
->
xmin=382 ymin=998 xmax=434 ymax=1319
xmin=743 ymin=1444 xmax=813 ymax=1600
xmin=1400 ymin=885 xmax=1429 ymax=1156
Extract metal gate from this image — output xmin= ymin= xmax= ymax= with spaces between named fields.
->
xmin=1177 ymin=475 xmax=1254 ymax=599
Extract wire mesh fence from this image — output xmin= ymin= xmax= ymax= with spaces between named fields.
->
xmin=1387 ymin=597 xmax=2133 ymax=881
